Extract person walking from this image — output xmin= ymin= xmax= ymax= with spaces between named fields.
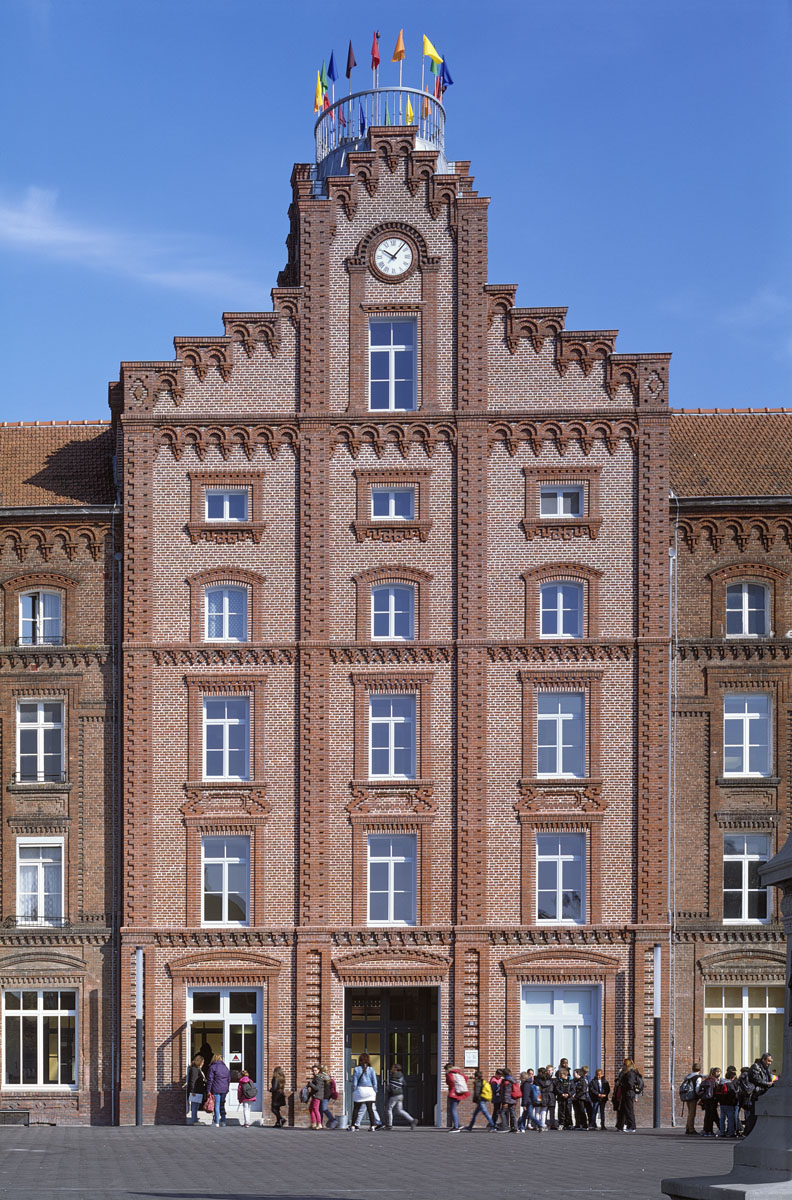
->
xmin=384 ymin=1062 xmax=417 ymax=1129
xmin=718 ymin=1067 xmax=739 ymax=1138
xmin=308 ymin=1064 xmax=327 ymax=1130
xmin=615 ymin=1058 xmax=642 ymax=1132
xmin=444 ymin=1062 xmax=469 ymax=1132
xmin=206 ymin=1053 xmax=231 ymax=1127
xmin=269 ymin=1066 xmax=286 ymax=1127
xmin=349 ymin=1052 xmax=381 ymax=1131
xmin=237 ymin=1066 xmax=257 ymax=1127
xmin=318 ymin=1064 xmax=338 ymax=1129
xmin=465 ymin=1069 xmax=497 ymax=1131
xmin=589 ymin=1068 xmax=610 ymax=1130
xmin=679 ymin=1062 xmax=703 ymax=1135
xmin=186 ymin=1053 xmax=206 ymax=1125
xmin=489 ymin=1069 xmax=503 ymax=1130
xmin=498 ymin=1067 xmax=519 ymax=1132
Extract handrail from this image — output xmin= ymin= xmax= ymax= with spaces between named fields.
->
xmin=314 ymin=86 xmax=445 ymax=164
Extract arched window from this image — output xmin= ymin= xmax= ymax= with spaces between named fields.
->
xmin=725 ymin=583 xmax=769 ymax=637
xmin=539 ymin=582 xmax=583 ymax=639
xmin=205 ymin=586 xmax=248 ymax=642
xmin=371 ymin=584 xmax=415 ymax=641
xmin=19 ymin=591 xmax=63 ymax=645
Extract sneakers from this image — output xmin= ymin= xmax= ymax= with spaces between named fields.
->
xmin=449 ymin=1127 xmax=461 ymax=1133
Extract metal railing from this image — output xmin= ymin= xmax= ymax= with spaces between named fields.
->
xmin=16 ymin=635 xmax=64 ymax=646
xmin=11 ymin=770 xmax=68 ymax=785
xmin=315 ymin=86 xmax=445 ymax=165
xmin=3 ymin=915 xmax=69 ymax=929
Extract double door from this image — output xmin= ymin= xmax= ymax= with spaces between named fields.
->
xmin=344 ymin=987 xmax=437 ymax=1125
xmin=188 ymin=988 xmax=262 ymax=1118
xmin=520 ymin=985 xmax=600 ymax=1072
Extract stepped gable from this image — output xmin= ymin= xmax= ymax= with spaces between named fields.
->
xmin=0 ymin=421 xmax=115 ymax=507
xmin=671 ymin=408 xmax=792 ymax=498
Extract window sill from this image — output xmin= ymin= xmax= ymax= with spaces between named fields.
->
xmin=536 ymin=920 xmax=586 ymax=928
xmin=353 ymin=519 xmax=432 ymax=544
xmin=367 ymin=921 xmax=417 ymax=929
xmin=716 ymin=776 xmax=780 ymax=788
xmin=722 ymin=919 xmax=771 ymax=927
xmin=187 ymin=522 xmax=266 ymax=546
xmin=521 ymin=518 xmax=602 ymax=542
xmin=7 ymin=780 xmax=72 ymax=794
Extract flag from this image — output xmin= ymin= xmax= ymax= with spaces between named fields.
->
xmin=320 ymin=60 xmax=329 ymax=94
xmin=392 ymin=29 xmax=405 ymax=62
xmin=338 ymin=106 xmax=347 ymax=128
xmin=359 ymin=102 xmax=367 ymax=136
xmin=314 ymin=70 xmax=322 ymax=113
xmin=440 ymin=56 xmax=454 ymax=91
xmin=406 ymin=97 xmax=414 ymax=124
xmin=323 ymin=93 xmax=331 ymax=113
xmin=422 ymin=89 xmax=430 ymax=117
xmin=371 ymin=31 xmax=380 ymax=69
xmin=422 ymin=34 xmax=442 ymax=64
xmin=346 ymin=40 xmax=356 ymax=78
xmin=328 ymin=51 xmax=338 ymax=83
xmin=429 ymin=54 xmax=441 ymax=99
xmin=385 ymin=102 xmax=391 ymax=125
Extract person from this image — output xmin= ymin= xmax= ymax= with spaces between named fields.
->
xmin=318 ymin=1063 xmax=338 ymax=1129
xmin=541 ymin=1067 xmax=558 ymax=1129
xmin=572 ymin=1068 xmax=590 ymax=1129
xmin=237 ymin=1066 xmax=256 ymax=1127
xmin=309 ymin=1064 xmax=327 ymax=1130
xmin=384 ymin=1062 xmax=417 ymax=1129
xmin=554 ymin=1068 xmax=573 ymax=1129
xmin=699 ymin=1067 xmax=721 ymax=1137
xmin=589 ymin=1068 xmax=610 ymax=1130
xmin=349 ymin=1052 xmax=381 ymax=1131
xmin=615 ymin=1058 xmax=642 ymax=1132
xmin=444 ymin=1062 xmax=469 ymax=1132
xmin=578 ymin=1065 xmax=594 ymax=1130
xmin=186 ymin=1053 xmax=206 ymax=1125
xmin=465 ymin=1069 xmax=497 ymax=1131
xmin=269 ymin=1066 xmax=286 ymax=1127
xmin=206 ymin=1053 xmax=231 ymax=1127
xmin=490 ymin=1068 xmax=503 ymax=1130
xmin=680 ymin=1062 xmax=703 ymax=1135
xmin=498 ymin=1066 xmax=519 ymax=1132
xmin=718 ymin=1066 xmax=739 ymax=1138
xmin=745 ymin=1052 xmax=774 ymax=1134
xmin=517 ymin=1071 xmax=531 ymax=1131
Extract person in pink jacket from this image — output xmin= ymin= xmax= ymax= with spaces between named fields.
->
xmin=236 ymin=1067 xmax=257 ymax=1127
xmin=444 ymin=1062 xmax=469 ymax=1132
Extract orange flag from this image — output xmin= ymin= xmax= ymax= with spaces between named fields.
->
xmin=392 ymin=29 xmax=406 ymax=62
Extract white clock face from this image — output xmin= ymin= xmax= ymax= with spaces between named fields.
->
xmin=374 ymin=237 xmax=414 ymax=277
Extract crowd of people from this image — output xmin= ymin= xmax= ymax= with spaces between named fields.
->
xmin=679 ymin=1053 xmax=776 ymax=1138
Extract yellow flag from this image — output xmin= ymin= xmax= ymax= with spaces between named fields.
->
xmin=313 ymin=70 xmax=322 ymax=113
xmin=392 ymin=29 xmax=406 ymax=62
xmin=406 ymin=97 xmax=415 ymax=124
xmin=422 ymin=34 xmax=442 ymax=64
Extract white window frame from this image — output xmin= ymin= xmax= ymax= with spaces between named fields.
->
xmin=204 ymin=586 xmax=249 ymax=643
xmin=725 ymin=583 xmax=770 ymax=638
xmin=2 ymin=989 xmax=78 ymax=1090
xmin=202 ymin=697 xmax=250 ymax=781
xmin=704 ymin=985 xmax=784 ymax=1068
xmin=368 ymin=694 xmax=417 ymax=780
xmin=723 ymin=693 xmax=771 ymax=777
xmin=201 ymin=835 xmax=250 ymax=928
xmin=370 ymin=486 xmax=415 ymax=521
xmin=368 ymin=319 xmax=417 ymax=412
xmin=536 ymin=692 xmax=585 ymax=778
xmin=16 ymin=837 xmax=64 ymax=927
xmin=723 ymin=833 xmax=771 ymax=924
xmin=204 ymin=488 xmax=249 ymax=522
xmin=536 ymin=832 xmax=586 ymax=925
xmin=371 ymin=585 xmax=415 ymax=641
xmin=18 ymin=590 xmax=63 ymax=646
xmin=367 ymin=834 xmax=417 ymax=926
xmin=539 ymin=485 xmax=583 ymax=518
xmin=16 ymin=699 xmax=65 ymax=784
xmin=540 ymin=582 xmax=583 ymax=639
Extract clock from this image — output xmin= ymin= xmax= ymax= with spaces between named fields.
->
xmin=373 ymin=237 xmax=414 ymax=278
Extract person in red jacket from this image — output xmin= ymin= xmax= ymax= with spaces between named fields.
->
xmin=444 ymin=1062 xmax=469 ymax=1132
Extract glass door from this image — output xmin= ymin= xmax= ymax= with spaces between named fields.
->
xmin=344 ymin=987 xmax=437 ymax=1125
xmin=188 ymin=988 xmax=262 ymax=1119
xmin=520 ymin=986 xmax=600 ymax=1072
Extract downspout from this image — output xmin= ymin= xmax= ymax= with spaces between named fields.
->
xmin=667 ymin=489 xmax=680 ymax=1125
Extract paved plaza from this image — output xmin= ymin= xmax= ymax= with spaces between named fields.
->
xmin=0 ymin=1124 xmax=733 ymax=1200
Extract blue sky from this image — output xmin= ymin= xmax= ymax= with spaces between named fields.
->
xmin=0 ymin=0 xmax=789 ymax=421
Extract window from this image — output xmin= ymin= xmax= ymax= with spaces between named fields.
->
xmin=205 ymin=587 xmax=248 ymax=642
xmin=203 ymin=698 xmax=250 ymax=780
xmin=19 ymin=592 xmax=62 ymax=646
xmin=3 ymin=989 xmax=77 ymax=1088
xmin=367 ymin=834 xmax=416 ymax=925
xmin=371 ymin=487 xmax=415 ymax=521
xmin=539 ymin=486 xmax=583 ymax=518
xmin=723 ymin=834 xmax=770 ymax=923
xmin=17 ymin=839 xmax=63 ymax=926
xmin=205 ymin=489 xmax=249 ymax=522
xmin=371 ymin=585 xmax=414 ymax=641
xmin=704 ymin=985 xmax=784 ymax=1071
xmin=723 ymin=694 xmax=771 ymax=777
xmin=369 ymin=695 xmax=416 ymax=779
xmin=369 ymin=319 xmax=416 ymax=411
xmin=201 ymin=836 xmax=250 ymax=926
xmin=536 ymin=833 xmax=586 ymax=924
xmin=540 ymin=583 xmax=583 ymax=639
xmin=726 ymin=584 xmax=769 ymax=637
xmin=16 ymin=701 xmax=64 ymax=783
xmin=537 ymin=693 xmax=585 ymax=777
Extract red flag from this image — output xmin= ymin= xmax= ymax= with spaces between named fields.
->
xmin=434 ymin=74 xmax=442 ymax=99
xmin=338 ymin=106 xmax=347 ymax=128
xmin=371 ymin=31 xmax=380 ymax=69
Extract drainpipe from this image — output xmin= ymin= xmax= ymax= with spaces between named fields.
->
xmin=135 ymin=946 xmax=144 ymax=1125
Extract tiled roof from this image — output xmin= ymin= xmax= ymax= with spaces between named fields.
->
xmin=0 ymin=422 xmax=115 ymax=507
xmin=671 ymin=409 xmax=792 ymax=499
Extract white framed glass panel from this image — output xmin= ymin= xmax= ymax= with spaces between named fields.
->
xmin=537 ymin=692 xmax=585 ymax=777
xmin=16 ymin=701 xmax=64 ymax=783
xmin=726 ymin=584 xmax=769 ymax=638
xmin=723 ymin=694 xmax=771 ymax=776
xmin=369 ymin=694 xmax=416 ymax=779
xmin=540 ymin=583 xmax=583 ymax=639
xmin=201 ymin=836 xmax=250 ymax=926
xmin=205 ymin=587 xmax=248 ymax=642
xmin=19 ymin=592 xmax=63 ymax=646
xmin=704 ymin=985 xmax=784 ymax=1072
xmin=520 ymin=985 xmax=600 ymax=1073
xmin=3 ymin=990 xmax=77 ymax=1088
xmin=367 ymin=834 xmax=416 ymax=926
xmin=370 ymin=487 xmax=415 ymax=521
xmin=371 ymin=585 xmax=414 ymax=641
xmin=536 ymin=833 xmax=585 ymax=924
xmin=539 ymin=486 xmax=583 ymax=518
xmin=205 ymin=489 xmax=249 ymax=522
xmin=203 ymin=698 xmax=250 ymax=780
xmin=723 ymin=834 xmax=770 ymax=923
xmin=17 ymin=839 xmax=63 ymax=926
xmin=369 ymin=319 xmax=416 ymax=412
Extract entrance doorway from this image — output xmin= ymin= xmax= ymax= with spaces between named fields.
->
xmin=187 ymin=988 xmax=262 ymax=1120
xmin=344 ymin=987 xmax=438 ymax=1126
xmin=520 ymin=985 xmax=601 ymax=1071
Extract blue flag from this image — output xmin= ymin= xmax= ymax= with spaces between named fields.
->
xmin=328 ymin=51 xmax=338 ymax=83
xmin=440 ymin=56 xmax=454 ymax=90
xmin=359 ymin=102 xmax=366 ymax=137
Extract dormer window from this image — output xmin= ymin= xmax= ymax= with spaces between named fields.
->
xmin=726 ymin=583 xmax=769 ymax=637
xmin=19 ymin=592 xmax=62 ymax=646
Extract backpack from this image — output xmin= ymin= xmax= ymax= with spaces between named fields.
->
xmin=451 ymin=1071 xmax=468 ymax=1094
xmin=329 ymin=1078 xmax=338 ymax=1101
xmin=530 ymin=1083 xmax=542 ymax=1106
xmin=241 ymin=1079 xmax=257 ymax=1100
xmin=679 ymin=1074 xmax=699 ymax=1102
xmin=512 ymin=1080 xmax=522 ymax=1102
xmin=299 ymin=1085 xmax=310 ymax=1103
xmin=480 ymin=1079 xmax=493 ymax=1102
xmin=736 ymin=1073 xmax=755 ymax=1106
xmin=633 ymin=1072 xmax=644 ymax=1097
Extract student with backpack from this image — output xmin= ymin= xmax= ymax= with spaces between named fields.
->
xmin=465 ymin=1069 xmax=498 ymax=1131
xmin=699 ymin=1067 xmax=722 ymax=1137
xmin=717 ymin=1066 xmax=739 ymax=1138
xmin=444 ymin=1063 xmax=469 ymax=1132
xmin=237 ymin=1066 xmax=257 ymax=1127
xmin=679 ymin=1062 xmax=703 ymax=1134
xmin=542 ymin=1067 xmax=558 ymax=1129
xmin=319 ymin=1064 xmax=339 ymax=1129
xmin=615 ymin=1058 xmax=643 ymax=1132
xmin=489 ymin=1069 xmax=503 ymax=1129
xmin=498 ymin=1067 xmax=520 ymax=1132
xmin=384 ymin=1062 xmax=417 ymax=1130
xmin=526 ymin=1072 xmax=546 ymax=1130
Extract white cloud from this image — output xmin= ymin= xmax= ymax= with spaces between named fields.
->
xmin=0 ymin=186 xmax=268 ymax=302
